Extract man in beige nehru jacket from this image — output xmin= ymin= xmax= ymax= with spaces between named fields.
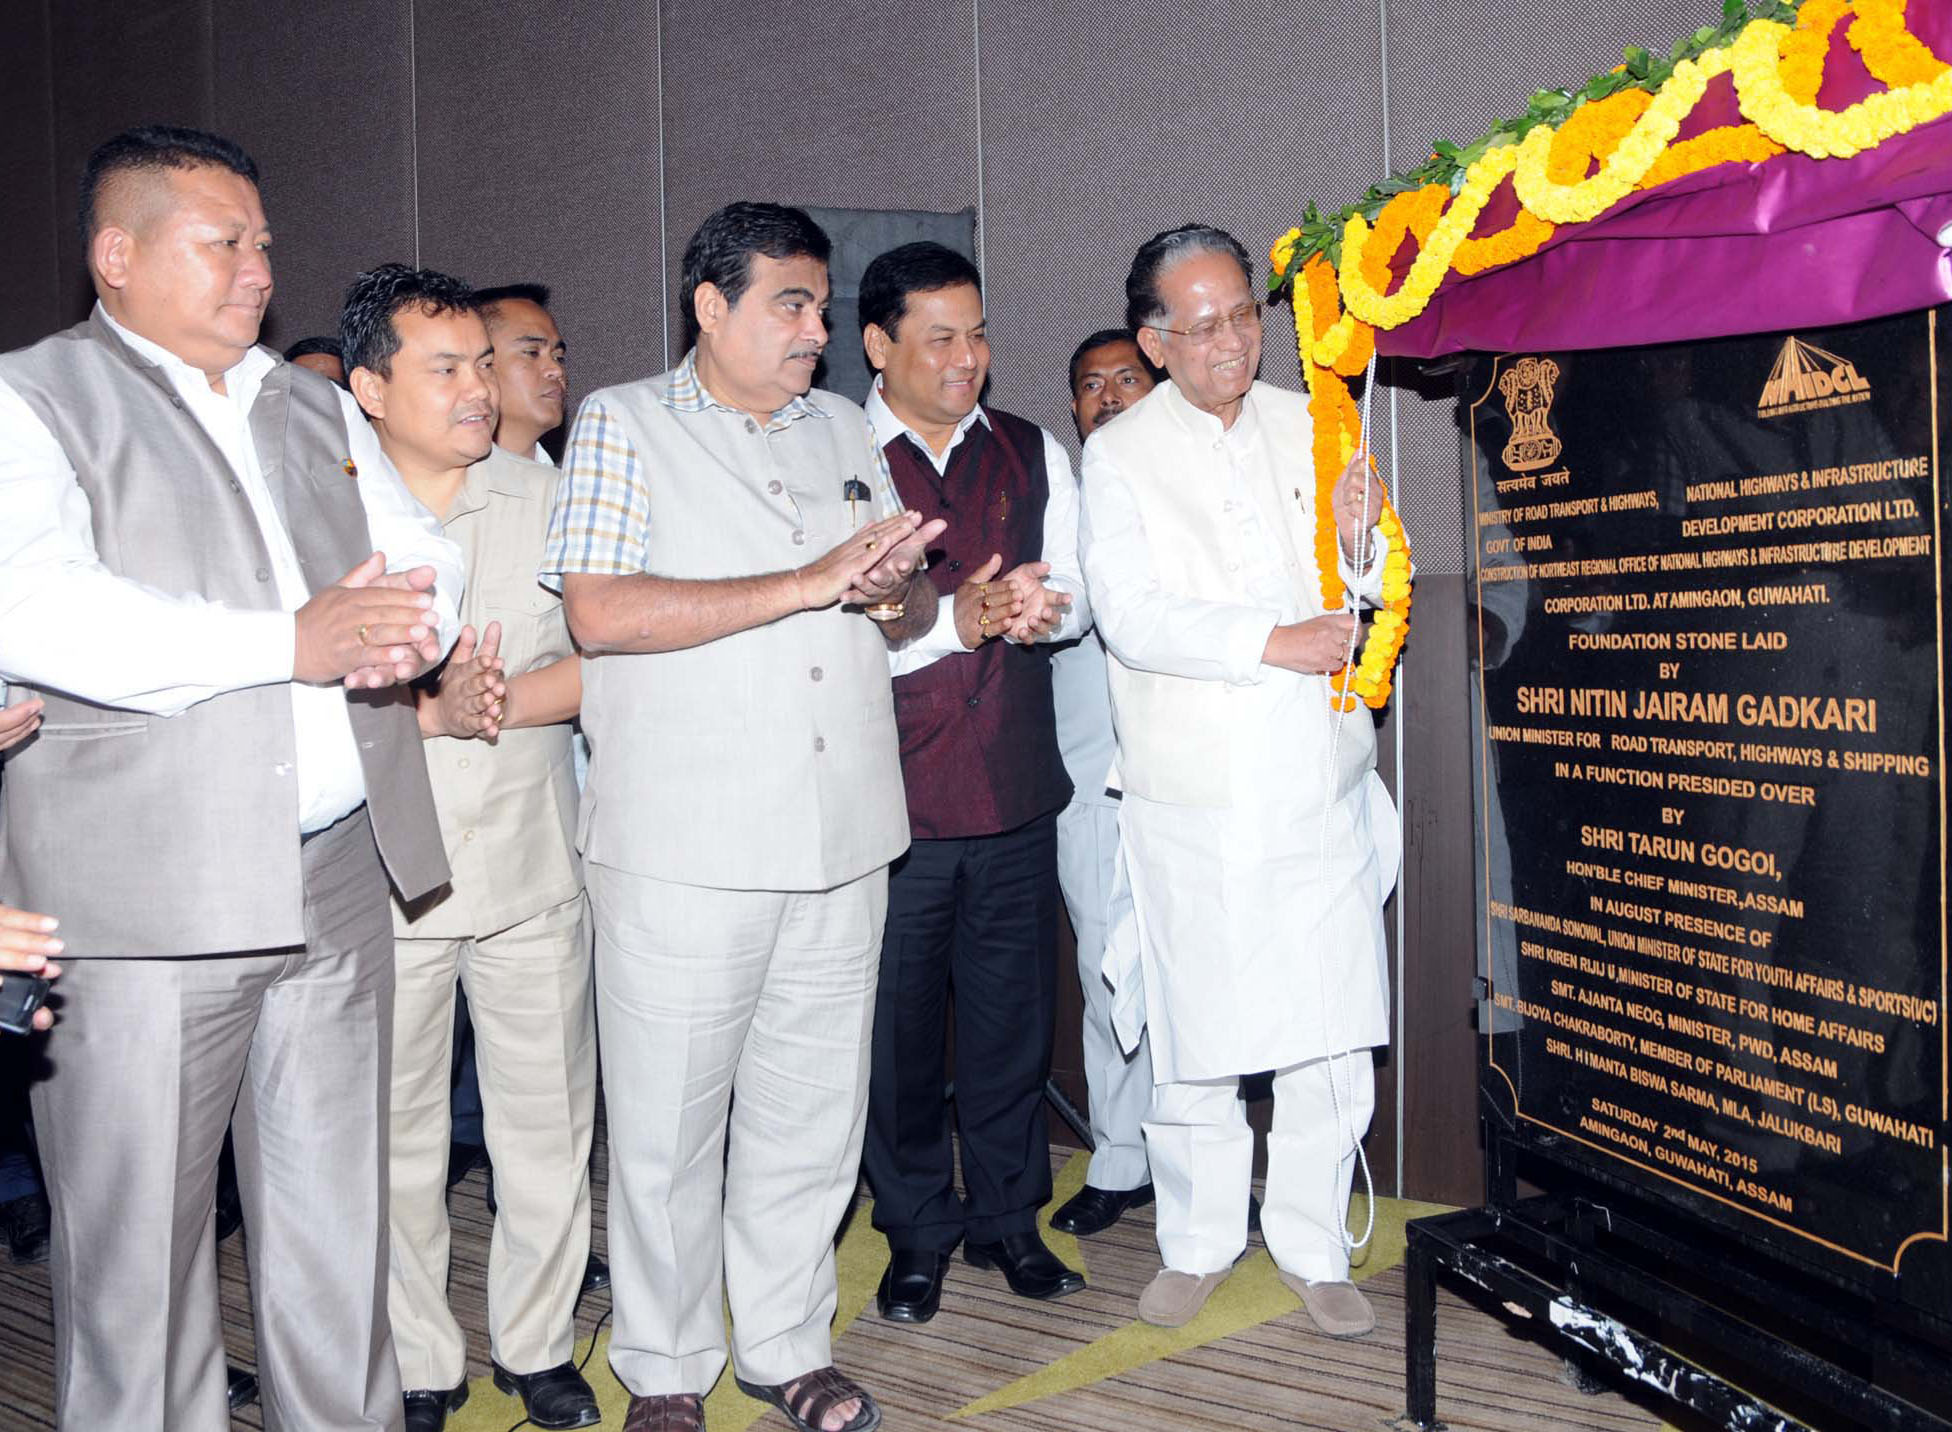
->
xmin=342 ymin=265 xmax=597 ymax=1432
xmin=543 ymin=201 xmax=942 ymax=1432
xmin=0 ymin=125 xmax=462 ymax=1430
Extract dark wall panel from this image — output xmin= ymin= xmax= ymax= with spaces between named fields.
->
xmin=1383 ymin=0 xmax=1722 ymax=577
xmin=658 ymin=4 xmax=978 ymax=366
xmin=211 ymin=0 xmax=416 ymax=355
xmin=413 ymin=0 xmax=663 ymax=400
xmin=979 ymin=1 xmax=1384 ymax=446
xmin=47 ymin=0 xmax=215 ymax=325
xmin=0 ymin=0 xmax=63 ymax=352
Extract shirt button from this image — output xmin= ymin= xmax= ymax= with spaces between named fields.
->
xmin=966 ymin=696 xmax=981 ymax=709
xmin=255 ymin=567 xmax=271 ymax=582
xmin=457 ymin=757 xmax=470 ymax=770
xmin=463 ymin=829 xmax=476 ymax=842
xmin=1227 ymin=561 xmax=1241 ymax=572
xmin=948 ymin=559 xmax=962 ymax=571
xmin=768 ymin=480 xmax=784 ymax=495
xmin=791 ymin=529 xmax=806 ymax=545
xmin=813 ymin=736 xmax=826 ymax=753
xmin=229 ymin=480 xmax=243 ymax=494
xmin=810 ymin=667 xmax=823 ymax=682
xmin=745 ymin=419 xmax=758 ymax=434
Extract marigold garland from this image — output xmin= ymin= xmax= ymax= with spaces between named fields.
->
xmin=1546 ymin=89 xmax=1655 ymax=183
xmin=1292 ymin=256 xmax=1414 ymax=710
xmin=1636 ymin=123 xmax=1787 ymax=188
xmin=1264 ymin=0 xmax=1952 ymax=708
xmin=1780 ymin=0 xmax=1852 ymax=103
xmin=1850 ymin=0 xmax=1950 ymax=87
xmin=1451 ymin=207 xmax=1557 ymax=276
xmin=1359 ymin=184 xmax=1450 ymax=295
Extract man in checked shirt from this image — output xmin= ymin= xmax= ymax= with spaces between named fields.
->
xmin=539 ymin=202 xmax=941 ymax=1432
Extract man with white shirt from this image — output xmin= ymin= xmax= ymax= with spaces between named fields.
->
xmin=1047 ymin=329 xmax=1159 ymax=1239
xmin=479 ymin=284 xmax=567 ymax=465
xmin=0 ymin=125 xmax=462 ymax=1430
xmin=857 ymin=242 xmax=1088 ymax=1323
xmin=1080 ymin=225 xmax=1397 ymax=1336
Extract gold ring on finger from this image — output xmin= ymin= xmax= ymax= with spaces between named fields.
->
xmin=866 ymin=539 xmax=878 ymax=551
xmin=356 ymin=623 xmax=369 ymax=645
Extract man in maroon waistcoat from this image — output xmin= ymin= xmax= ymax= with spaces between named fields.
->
xmin=857 ymin=242 xmax=1089 ymax=1322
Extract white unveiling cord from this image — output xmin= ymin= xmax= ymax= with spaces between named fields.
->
xmin=1310 ymin=348 xmax=1382 ymax=1259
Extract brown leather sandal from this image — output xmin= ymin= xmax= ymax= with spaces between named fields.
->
xmin=622 ymin=1392 xmax=705 ymax=1431
xmin=735 ymin=1366 xmax=881 ymax=1432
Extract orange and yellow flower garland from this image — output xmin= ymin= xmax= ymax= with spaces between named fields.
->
xmin=1267 ymin=0 xmax=1952 ymax=712
xmin=1291 ymin=256 xmax=1413 ymax=713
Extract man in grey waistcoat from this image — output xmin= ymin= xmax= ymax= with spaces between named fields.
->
xmin=0 ymin=125 xmax=463 ymax=1431
xmin=542 ymin=202 xmax=942 ymax=1432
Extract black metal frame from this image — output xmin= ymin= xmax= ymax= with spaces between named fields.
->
xmin=1398 ymin=1125 xmax=1952 ymax=1432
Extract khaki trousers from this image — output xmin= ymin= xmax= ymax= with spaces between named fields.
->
xmin=30 ymin=808 xmax=401 ymax=1432
xmin=388 ymin=893 xmax=595 ymax=1387
xmin=589 ymin=861 xmax=885 ymax=1396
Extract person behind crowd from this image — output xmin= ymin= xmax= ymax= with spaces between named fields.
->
xmin=0 ymin=695 xmax=58 ymax=1041
xmin=1047 ymin=329 xmax=1159 ymax=1238
xmin=478 ymin=283 xmax=567 ymax=464
xmin=855 ymin=241 xmax=1087 ymax=1324
xmin=1079 ymin=225 xmax=1398 ymax=1336
xmin=0 ymin=123 xmax=463 ymax=1429
xmin=541 ymin=201 xmax=942 ymax=1432
xmin=342 ymin=265 xmax=599 ymax=1432
xmin=284 ymin=333 xmax=347 ymax=386
xmin=0 ymin=693 xmax=55 ymax=1271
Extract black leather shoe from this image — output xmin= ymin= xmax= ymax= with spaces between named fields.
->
xmin=1049 ymin=1182 xmax=1154 ymax=1237
xmin=964 ymin=1230 xmax=1086 ymax=1300
xmin=491 ymin=1360 xmax=599 ymax=1430
xmin=1 ymin=1192 xmax=50 ymax=1264
xmin=582 ymin=1252 xmax=610 ymax=1293
xmin=226 ymin=1365 xmax=258 ymax=1410
xmin=876 ymin=1248 xmax=951 ymax=1323
xmin=403 ymin=1383 xmax=468 ymax=1432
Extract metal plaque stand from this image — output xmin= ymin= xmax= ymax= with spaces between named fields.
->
xmin=1398 ymin=1125 xmax=1952 ymax=1432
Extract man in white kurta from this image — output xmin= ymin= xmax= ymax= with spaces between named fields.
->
xmin=1080 ymin=226 xmax=1400 ymax=1337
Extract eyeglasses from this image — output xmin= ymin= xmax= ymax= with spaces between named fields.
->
xmin=1147 ymin=304 xmax=1263 ymax=344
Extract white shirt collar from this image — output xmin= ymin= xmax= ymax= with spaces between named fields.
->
xmin=865 ymin=375 xmax=989 ymax=471
xmin=1162 ymin=376 xmax=1260 ymax=449
xmin=97 ymin=302 xmax=275 ymax=396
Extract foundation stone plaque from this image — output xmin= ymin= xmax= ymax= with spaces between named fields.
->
xmin=1467 ymin=307 xmax=1950 ymax=1324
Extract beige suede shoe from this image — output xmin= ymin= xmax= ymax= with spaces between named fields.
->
xmin=1137 ymin=1267 xmax=1233 ymax=1327
xmin=1277 ymin=1271 xmax=1375 ymax=1337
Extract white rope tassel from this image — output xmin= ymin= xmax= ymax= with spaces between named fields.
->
xmin=1311 ymin=348 xmax=1382 ymax=1260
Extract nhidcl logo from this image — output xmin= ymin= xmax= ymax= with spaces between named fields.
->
xmin=1758 ymin=336 xmax=1871 ymax=419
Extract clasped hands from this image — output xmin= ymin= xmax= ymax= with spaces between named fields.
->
xmin=294 ymin=552 xmax=446 ymax=689
xmin=420 ymin=621 xmax=507 ymax=741
xmin=795 ymin=510 xmax=947 ymax=611
xmin=954 ymin=553 xmax=1071 ymax=648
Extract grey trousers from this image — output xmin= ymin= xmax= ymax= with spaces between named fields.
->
xmin=30 ymin=808 xmax=402 ymax=1432
xmin=589 ymin=861 xmax=886 ymax=1397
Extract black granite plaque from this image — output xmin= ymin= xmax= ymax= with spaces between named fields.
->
xmin=1467 ymin=307 xmax=1949 ymax=1324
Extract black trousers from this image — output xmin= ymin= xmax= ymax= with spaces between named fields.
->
xmin=864 ymin=811 xmax=1060 ymax=1252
